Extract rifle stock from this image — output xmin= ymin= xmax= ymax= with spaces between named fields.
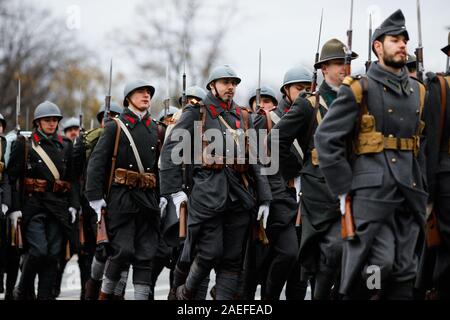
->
xmin=341 ymin=195 xmax=356 ymax=241
xmin=96 ymin=208 xmax=109 ymax=245
xmin=257 ymin=219 xmax=269 ymax=245
xmin=426 ymin=210 xmax=442 ymax=247
xmin=79 ymin=214 xmax=85 ymax=247
xmin=295 ymin=205 xmax=302 ymax=227
xmin=179 ymin=201 xmax=187 ymax=240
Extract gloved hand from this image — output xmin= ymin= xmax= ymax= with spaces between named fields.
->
xmin=338 ymin=193 xmax=348 ymax=215
xmin=294 ymin=176 xmax=301 ymax=203
xmin=257 ymin=202 xmax=270 ymax=229
xmin=159 ymin=197 xmax=168 ymax=218
xmin=69 ymin=207 xmax=77 ymax=224
xmin=171 ymin=191 xmax=188 ymax=219
xmin=9 ymin=211 xmax=22 ymax=229
xmin=89 ymin=199 xmax=106 ymax=223
xmin=1 ymin=204 xmax=8 ymax=215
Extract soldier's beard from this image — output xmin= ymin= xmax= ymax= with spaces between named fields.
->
xmin=383 ymin=50 xmax=407 ymax=69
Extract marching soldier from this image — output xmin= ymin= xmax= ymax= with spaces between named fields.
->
xmin=159 ymin=65 xmax=271 ymax=300
xmin=78 ymin=102 xmax=125 ymax=300
xmin=423 ymin=32 xmax=450 ymax=299
xmin=53 ymin=117 xmax=82 ymax=298
xmin=251 ymin=85 xmax=300 ymax=300
xmin=8 ymin=101 xmax=79 ymax=300
xmin=85 ymin=80 xmax=165 ymax=300
xmin=315 ymin=10 xmax=427 ymax=299
xmin=0 ymin=113 xmax=12 ymax=296
xmin=273 ymin=40 xmax=358 ymax=300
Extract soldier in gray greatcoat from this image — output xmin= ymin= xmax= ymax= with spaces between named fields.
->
xmin=314 ymin=9 xmax=428 ymax=300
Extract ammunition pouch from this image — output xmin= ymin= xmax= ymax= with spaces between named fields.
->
xmin=24 ymin=178 xmax=71 ymax=194
xmin=114 ymin=168 xmax=156 ymax=190
xmin=202 ymin=155 xmax=249 ymax=173
xmin=53 ymin=180 xmax=71 ymax=193
xmin=354 ymin=115 xmax=420 ymax=156
xmin=24 ymin=178 xmax=47 ymax=193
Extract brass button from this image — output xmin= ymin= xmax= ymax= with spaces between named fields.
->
xmin=391 ymin=158 xmax=397 ymax=163
xmin=388 ymin=134 xmax=394 ymax=138
xmin=412 ymin=182 xmax=417 ymax=187
xmin=388 ymin=108 xmax=394 ymax=113
xmin=299 ymin=192 xmax=303 ymax=197
xmin=129 ymin=164 xmax=133 ymax=168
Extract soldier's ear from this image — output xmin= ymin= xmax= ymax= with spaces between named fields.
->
xmin=373 ymin=40 xmax=383 ymax=58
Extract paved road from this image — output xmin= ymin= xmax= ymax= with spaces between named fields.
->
xmin=1 ymin=255 xmax=311 ymax=300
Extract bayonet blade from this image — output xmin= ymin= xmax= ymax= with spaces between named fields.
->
xmin=317 ymin=9 xmax=324 ymax=54
xmin=258 ymin=48 xmax=262 ymax=90
xmin=417 ymin=0 xmax=423 ymax=47
xmin=108 ymin=59 xmax=113 ymax=97
xmin=16 ymin=77 xmax=21 ymax=132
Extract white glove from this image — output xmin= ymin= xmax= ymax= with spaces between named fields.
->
xmin=69 ymin=207 xmax=77 ymax=224
xmin=294 ymin=176 xmax=301 ymax=203
xmin=89 ymin=199 xmax=106 ymax=223
xmin=171 ymin=191 xmax=188 ymax=219
xmin=338 ymin=193 xmax=348 ymax=215
xmin=9 ymin=211 xmax=22 ymax=229
xmin=257 ymin=203 xmax=270 ymax=229
xmin=159 ymin=197 xmax=168 ymax=218
xmin=1 ymin=204 xmax=8 ymax=215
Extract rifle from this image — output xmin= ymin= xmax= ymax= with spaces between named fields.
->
xmin=96 ymin=60 xmax=114 ymax=245
xmin=341 ymin=195 xmax=356 ymax=240
xmin=305 ymin=9 xmax=324 ymax=157
xmin=365 ymin=14 xmax=373 ymax=73
xmin=182 ymin=40 xmax=187 ymax=108
xmin=79 ymin=209 xmax=85 ymax=248
xmin=179 ymin=201 xmax=187 ymax=240
xmin=78 ymin=85 xmax=84 ymax=131
xmin=254 ymin=49 xmax=262 ymax=113
xmin=415 ymin=0 xmax=425 ymax=82
xmin=16 ymin=77 xmax=21 ymax=134
xmin=164 ymin=60 xmax=170 ymax=120
xmin=102 ymin=59 xmax=113 ymax=124
xmin=344 ymin=0 xmax=354 ymax=77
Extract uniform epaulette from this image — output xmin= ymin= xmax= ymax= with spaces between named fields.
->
xmin=342 ymin=75 xmax=363 ymax=87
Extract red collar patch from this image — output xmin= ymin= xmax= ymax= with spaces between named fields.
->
xmin=33 ymin=132 xmax=40 ymax=143
xmin=209 ymin=105 xmax=218 ymax=118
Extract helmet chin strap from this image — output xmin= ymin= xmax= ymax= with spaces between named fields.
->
xmin=212 ymin=83 xmax=232 ymax=108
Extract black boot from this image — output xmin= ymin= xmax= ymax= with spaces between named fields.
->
xmin=84 ymin=278 xmax=102 ymax=300
xmin=13 ymin=254 xmax=40 ymax=300
xmin=37 ymin=258 xmax=58 ymax=300
xmin=176 ymin=284 xmax=195 ymax=300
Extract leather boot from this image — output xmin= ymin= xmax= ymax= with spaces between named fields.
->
xmin=13 ymin=254 xmax=40 ymax=300
xmin=98 ymin=291 xmax=113 ymax=300
xmin=37 ymin=258 xmax=58 ymax=300
xmin=84 ymin=278 xmax=102 ymax=300
xmin=176 ymin=284 xmax=195 ymax=300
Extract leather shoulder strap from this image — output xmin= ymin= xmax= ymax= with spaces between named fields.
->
xmin=114 ymin=118 xmax=145 ymax=173
xmin=31 ymin=142 xmax=60 ymax=180
xmin=437 ymin=75 xmax=448 ymax=143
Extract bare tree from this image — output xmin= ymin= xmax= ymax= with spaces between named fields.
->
xmin=0 ymin=0 xmax=104 ymax=129
xmin=113 ymin=0 xmax=238 ymax=109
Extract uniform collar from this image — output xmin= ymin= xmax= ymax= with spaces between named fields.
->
xmin=32 ymin=129 xmax=64 ymax=147
xmin=205 ymin=92 xmax=240 ymax=119
xmin=277 ymin=97 xmax=291 ymax=114
xmin=319 ymin=81 xmax=338 ymax=106
xmin=121 ymin=108 xmax=153 ymax=129
xmin=368 ymin=61 xmax=412 ymax=96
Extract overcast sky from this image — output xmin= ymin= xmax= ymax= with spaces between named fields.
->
xmin=36 ymin=0 xmax=449 ymax=105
